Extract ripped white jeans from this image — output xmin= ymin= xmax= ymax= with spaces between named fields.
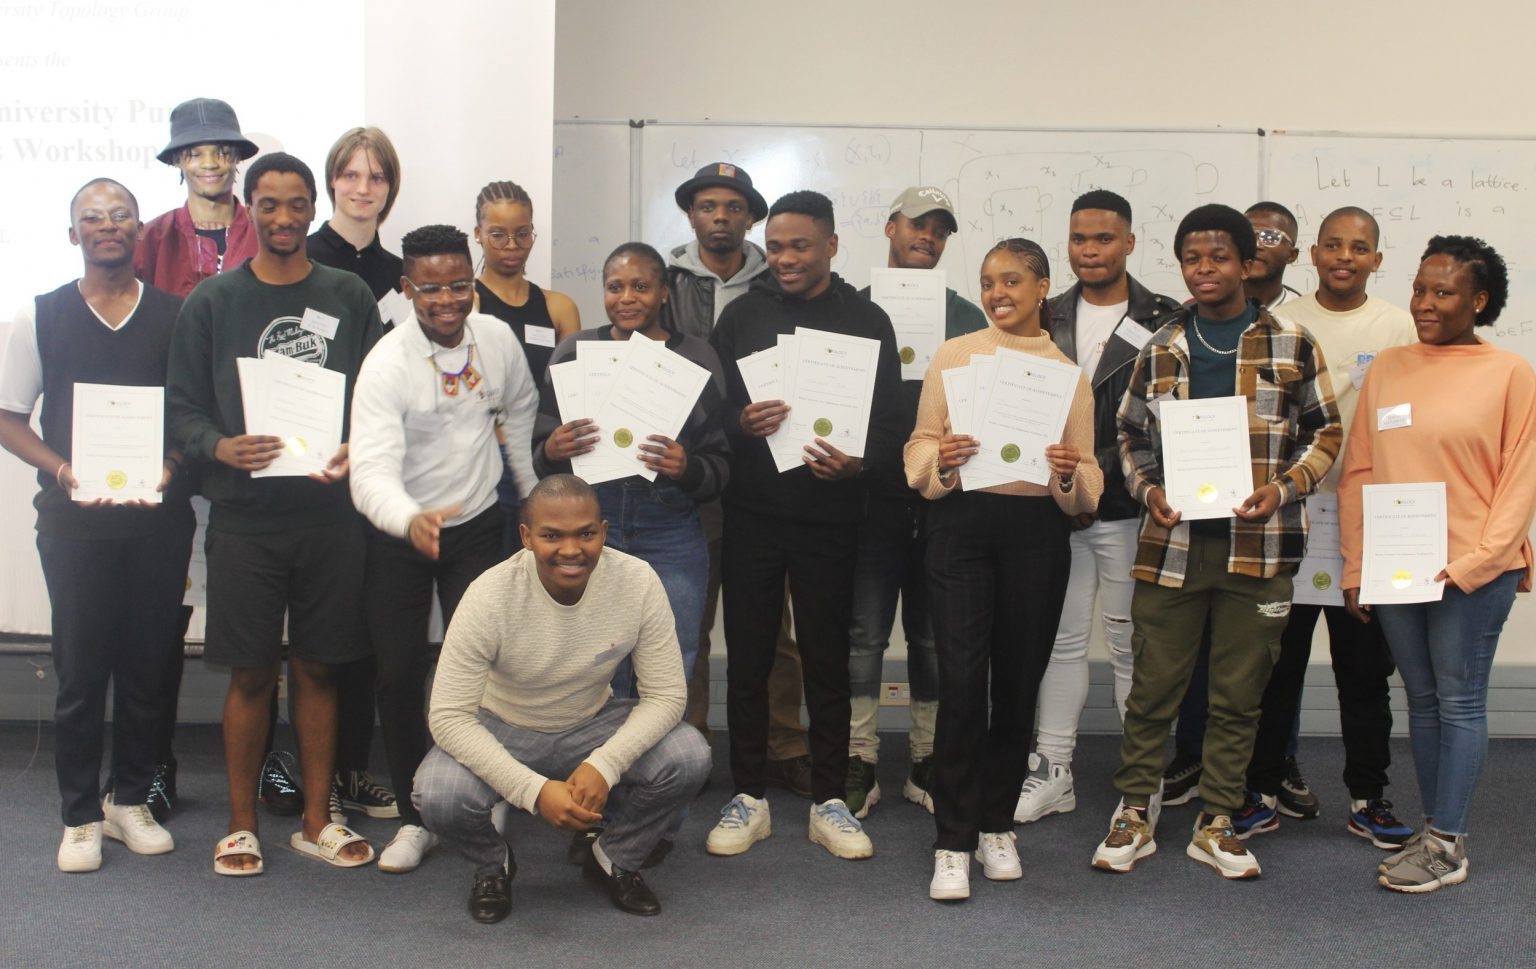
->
xmin=1033 ymin=518 xmax=1139 ymax=768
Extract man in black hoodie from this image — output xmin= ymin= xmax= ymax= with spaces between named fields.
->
xmin=1013 ymin=190 xmax=1181 ymax=827
xmin=704 ymin=191 xmax=904 ymax=860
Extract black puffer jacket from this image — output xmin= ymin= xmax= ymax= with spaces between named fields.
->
xmin=1048 ymin=276 xmax=1181 ymax=521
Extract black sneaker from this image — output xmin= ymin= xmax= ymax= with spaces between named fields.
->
xmin=1161 ymin=752 xmax=1202 ymax=807
xmin=1232 ymin=789 xmax=1280 ymax=839
xmin=1277 ymin=756 xmax=1321 ymax=819
xmin=903 ymin=757 xmax=935 ymax=813
xmin=845 ymin=758 xmax=881 ymax=819
xmin=764 ymin=754 xmax=814 ymax=799
xmin=566 ymin=828 xmax=603 ymax=866
xmin=145 ymin=761 xmax=177 ymax=824
xmin=258 ymin=751 xmax=304 ymax=816
xmin=338 ymin=770 xmax=400 ymax=819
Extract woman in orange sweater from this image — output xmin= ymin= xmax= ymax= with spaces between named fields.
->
xmin=905 ymin=239 xmax=1102 ymax=901
xmin=1340 ymin=235 xmax=1536 ymax=893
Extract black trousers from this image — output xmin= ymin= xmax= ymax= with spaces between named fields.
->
xmin=926 ymin=492 xmax=1071 ymax=852
xmin=365 ymin=505 xmax=504 ymax=826
xmin=721 ymin=509 xmax=858 ymax=803
xmin=39 ymin=518 xmax=194 ymax=826
xmin=1247 ymin=602 xmax=1395 ymax=799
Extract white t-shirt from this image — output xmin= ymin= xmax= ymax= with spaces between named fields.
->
xmin=1074 ymin=296 xmax=1129 ymax=379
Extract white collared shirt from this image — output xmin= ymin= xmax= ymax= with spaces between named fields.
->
xmin=349 ymin=311 xmax=538 ymax=538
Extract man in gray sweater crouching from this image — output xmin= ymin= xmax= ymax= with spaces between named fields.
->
xmin=414 ymin=474 xmax=711 ymax=923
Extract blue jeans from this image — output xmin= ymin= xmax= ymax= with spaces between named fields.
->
xmin=849 ymin=495 xmax=940 ymax=759
xmin=596 ymin=478 xmax=708 ymax=698
xmin=1375 ymin=569 xmax=1521 ymax=835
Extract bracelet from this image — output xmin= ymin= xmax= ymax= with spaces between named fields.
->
xmin=54 ymin=461 xmax=70 ymax=489
xmin=1056 ymin=471 xmax=1074 ymax=493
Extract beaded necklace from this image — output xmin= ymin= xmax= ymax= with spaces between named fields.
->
xmin=432 ymin=343 xmax=481 ymax=396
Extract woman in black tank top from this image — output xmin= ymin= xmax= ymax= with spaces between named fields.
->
xmin=472 ymin=180 xmax=581 ymax=382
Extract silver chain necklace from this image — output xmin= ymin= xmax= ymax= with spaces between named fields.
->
xmin=1190 ymin=316 xmax=1241 ymax=356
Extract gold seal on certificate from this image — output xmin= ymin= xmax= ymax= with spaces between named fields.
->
xmin=613 ymin=428 xmax=633 ymax=448
xmin=813 ymin=417 xmax=833 ymax=437
xmin=1000 ymin=443 xmax=1021 ymax=463
xmin=106 ymin=470 xmax=127 ymax=490
xmin=899 ymin=346 xmax=916 ymax=365
xmin=1197 ymin=483 xmax=1218 ymax=503
xmin=285 ymin=436 xmax=309 ymax=457
xmin=1312 ymin=571 xmax=1332 ymax=591
xmin=1391 ymin=570 xmax=1413 ymax=590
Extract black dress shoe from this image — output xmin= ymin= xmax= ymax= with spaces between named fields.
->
xmin=764 ymin=755 xmax=815 ymax=799
xmin=468 ymin=862 xmax=515 ymax=924
xmin=566 ymin=827 xmax=603 ymax=866
xmin=642 ymin=838 xmax=672 ymax=869
xmin=582 ymin=854 xmax=661 ymax=916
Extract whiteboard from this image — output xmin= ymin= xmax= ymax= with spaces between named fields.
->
xmin=1267 ymin=133 xmax=1536 ymax=362
xmin=551 ymin=121 xmax=634 ymax=329
xmin=635 ymin=123 xmax=1262 ymax=304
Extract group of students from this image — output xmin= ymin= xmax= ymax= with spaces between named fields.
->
xmin=4 ymin=96 xmax=1534 ymax=923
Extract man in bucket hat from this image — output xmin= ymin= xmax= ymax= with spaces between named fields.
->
xmin=135 ymin=98 xmax=260 ymax=297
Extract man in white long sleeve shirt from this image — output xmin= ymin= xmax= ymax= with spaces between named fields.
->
xmin=348 ymin=224 xmax=538 ymax=873
xmin=414 ymin=474 xmax=712 ymax=923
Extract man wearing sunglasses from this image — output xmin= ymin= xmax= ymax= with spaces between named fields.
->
xmin=350 ymin=224 xmax=539 ymax=873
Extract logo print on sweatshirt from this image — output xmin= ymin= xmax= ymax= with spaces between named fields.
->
xmin=258 ymin=316 xmax=329 ymax=365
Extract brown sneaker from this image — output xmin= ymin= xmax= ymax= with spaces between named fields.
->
xmin=1091 ymin=806 xmax=1157 ymax=873
xmin=1186 ymin=813 xmax=1261 ymax=879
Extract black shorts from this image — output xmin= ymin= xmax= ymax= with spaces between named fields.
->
xmin=203 ymin=518 xmax=367 ymax=668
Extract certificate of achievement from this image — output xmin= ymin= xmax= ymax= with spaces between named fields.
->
xmin=246 ymin=353 xmax=345 ymax=478
xmin=740 ymin=346 xmax=802 ymax=474
xmin=1360 ymin=482 xmax=1447 ymax=605
xmin=941 ymin=366 xmax=975 ymax=435
xmin=549 ymin=358 xmax=633 ymax=486
xmin=968 ymin=349 xmax=1080 ymax=488
xmin=1159 ymin=396 xmax=1253 ymax=521
xmin=593 ymin=338 xmax=710 ymax=475
xmin=869 ymin=267 xmax=945 ymax=381
xmin=783 ymin=328 xmax=880 ymax=458
xmin=957 ymin=354 xmax=1012 ymax=492
xmin=71 ymin=382 xmax=164 ymax=503
xmin=1293 ymin=493 xmax=1344 ymax=607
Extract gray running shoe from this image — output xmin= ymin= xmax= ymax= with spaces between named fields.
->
xmin=1379 ymin=834 xmax=1468 ymax=893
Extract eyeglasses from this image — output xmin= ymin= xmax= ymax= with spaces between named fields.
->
xmin=483 ymin=227 xmax=537 ymax=249
xmin=405 ymin=277 xmax=475 ymax=299
xmin=1255 ymin=227 xmax=1292 ymax=249
xmin=78 ymin=209 xmax=136 ymax=226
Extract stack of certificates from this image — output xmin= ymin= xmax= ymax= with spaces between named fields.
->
xmin=738 ymin=328 xmax=882 ymax=474
xmin=940 ymin=350 xmax=1080 ymax=490
xmin=236 ymin=353 xmax=345 ymax=478
xmin=547 ymin=339 xmax=711 ymax=485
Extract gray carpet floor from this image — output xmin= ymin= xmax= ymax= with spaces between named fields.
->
xmin=2 ymin=723 xmax=1533 ymax=969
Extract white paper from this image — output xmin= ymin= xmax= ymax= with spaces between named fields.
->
xmin=1293 ymin=494 xmax=1344 ymax=607
xmin=869 ymin=267 xmax=945 ymax=381
xmin=940 ymin=366 xmax=975 ymax=436
xmin=378 ymin=289 xmax=412 ymax=328
xmin=1360 ymin=482 xmax=1447 ymax=605
xmin=247 ymin=353 xmax=345 ymax=478
xmin=783 ymin=328 xmax=881 ymax=459
xmin=967 ymin=349 xmax=1080 ymax=487
xmin=1159 ymin=395 xmax=1253 ymax=521
xmin=1113 ymin=316 xmax=1152 ymax=351
xmin=549 ymin=357 xmax=632 ymax=485
xmin=525 ymin=325 xmax=557 ymax=348
xmin=957 ymin=355 xmax=1013 ymax=492
xmin=70 ymin=383 xmax=164 ymax=503
xmin=592 ymin=338 xmax=710 ymax=473
xmin=739 ymin=346 xmax=802 ymax=474
xmin=300 ymin=307 xmax=339 ymax=340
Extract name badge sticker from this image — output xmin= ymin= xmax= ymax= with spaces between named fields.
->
xmin=525 ymin=326 xmax=557 ymax=348
xmin=300 ymin=308 xmax=340 ymax=341
xmin=1377 ymin=403 xmax=1412 ymax=431
xmin=1113 ymin=317 xmax=1151 ymax=352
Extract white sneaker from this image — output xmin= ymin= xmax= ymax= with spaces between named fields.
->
xmin=1014 ymin=755 xmax=1076 ymax=824
xmin=101 ymin=793 xmax=173 ymax=855
xmin=58 ymin=822 xmax=103 ymax=872
xmin=808 ymin=799 xmax=874 ymax=860
xmin=975 ymin=831 xmax=1022 ymax=880
xmin=1187 ymin=813 xmax=1261 ymax=879
xmin=1092 ymin=803 xmax=1157 ymax=873
xmin=930 ymin=849 xmax=970 ymax=900
xmin=378 ymin=824 xmax=438 ymax=873
xmin=705 ymin=794 xmax=771 ymax=856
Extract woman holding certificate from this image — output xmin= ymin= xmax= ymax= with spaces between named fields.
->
xmin=905 ymin=238 xmax=1102 ymax=901
xmin=534 ymin=243 xmax=730 ymax=702
xmin=1340 ymin=235 xmax=1536 ymax=893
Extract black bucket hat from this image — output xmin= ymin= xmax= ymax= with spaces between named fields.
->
xmin=674 ymin=162 xmax=768 ymax=221
xmin=157 ymin=98 xmax=260 ymax=165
